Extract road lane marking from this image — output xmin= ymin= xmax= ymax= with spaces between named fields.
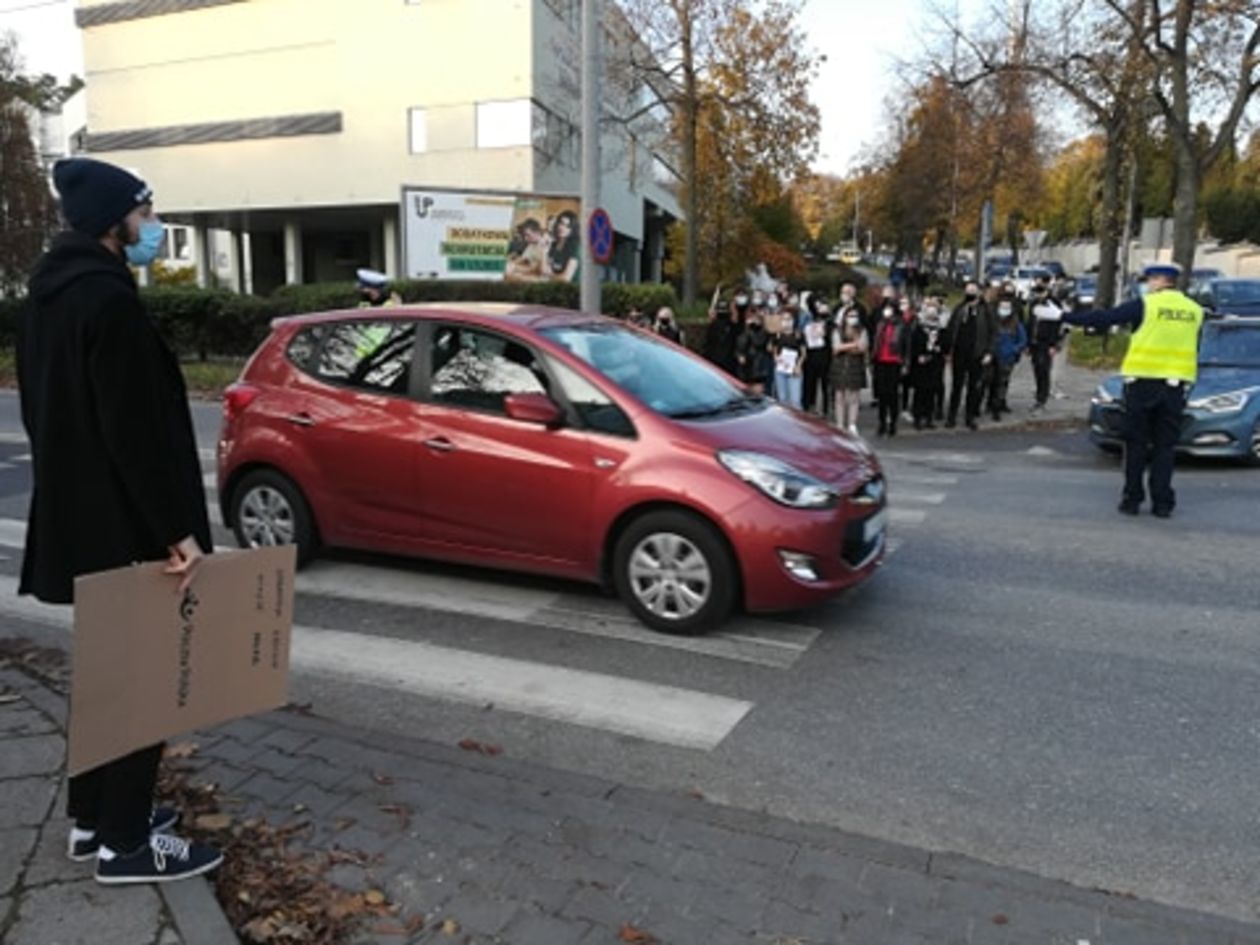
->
xmin=0 ymin=580 xmax=753 ymax=751
xmin=294 ymin=626 xmax=753 ymax=750
xmin=883 ymin=471 xmax=959 ymax=487
xmin=889 ymin=508 xmax=927 ymax=526
xmin=0 ymin=519 xmax=26 ymax=549
xmin=889 ymin=489 xmax=946 ymax=505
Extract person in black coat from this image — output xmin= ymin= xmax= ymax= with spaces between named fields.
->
xmin=17 ymin=157 xmax=222 ymax=884
xmin=944 ymin=281 xmax=997 ymax=430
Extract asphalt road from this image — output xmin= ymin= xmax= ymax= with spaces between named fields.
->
xmin=0 ymin=391 xmax=1256 ymax=924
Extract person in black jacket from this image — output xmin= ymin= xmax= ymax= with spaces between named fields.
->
xmin=944 ymin=281 xmax=997 ymax=430
xmin=704 ymin=295 xmax=742 ymax=376
xmin=18 ymin=158 xmax=222 ymax=885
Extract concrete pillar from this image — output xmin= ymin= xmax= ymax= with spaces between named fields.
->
xmin=242 ymin=231 xmax=254 ymax=295
xmin=283 ymin=221 xmax=303 ymax=285
xmin=194 ymin=221 xmax=212 ymax=289
xmin=229 ymin=230 xmax=244 ymax=294
xmin=383 ymin=215 xmax=399 ymax=279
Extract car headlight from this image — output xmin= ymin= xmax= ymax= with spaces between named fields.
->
xmin=1092 ymin=384 xmax=1117 ymax=405
xmin=1187 ymin=389 xmax=1255 ymax=414
xmin=717 ymin=450 xmax=837 ymax=509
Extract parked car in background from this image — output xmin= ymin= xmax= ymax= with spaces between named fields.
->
xmin=218 ymin=306 xmax=888 ymax=635
xmin=1088 ymin=315 xmax=1260 ymax=465
xmin=1073 ymin=274 xmax=1098 ymax=309
xmin=1011 ymin=266 xmax=1052 ymax=300
xmin=1197 ymin=278 xmax=1260 ymax=317
xmin=1041 ymin=260 xmax=1067 ymax=280
xmin=1187 ymin=267 xmax=1226 ymax=298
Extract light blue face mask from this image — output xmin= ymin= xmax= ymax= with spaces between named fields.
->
xmin=124 ymin=219 xmax=164 ymax=266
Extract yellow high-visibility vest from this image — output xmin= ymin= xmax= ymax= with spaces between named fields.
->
xmin=1120 ymin=290 xmax=1203 ymax=383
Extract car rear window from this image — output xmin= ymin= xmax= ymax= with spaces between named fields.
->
xmin=286 ymin=320 xmax=416 ymax=395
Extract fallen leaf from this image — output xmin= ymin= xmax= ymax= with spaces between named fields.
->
xmin=992 ymin=914 xmax=1010 ymax=925
xmin=619 ymin=924 xmax=660 ymax=944
xmin=0 ymin=692 xmax=20 ymax=705
xmin=364 ymin=889 xmax=386 ymax=906
xmin=327 ymin=894 xmax=364 ymax=920
xmin=441 ymin=918 xmax=461 ymax=935
xmin=457 ymin=738 xmax=503 ymax=756
xmin=379 ymin=803 xmax=412 ymax=830
xmin=240 ymin=916 xmax=277 ymax=941
xmin=164 ymin=742 xmax=199 ymax=759
xmin=371 ymin=772 xmax=395 ymax=786
xmin=332 ymin=817 xmax=356 ymax=833
xmin=194 ymin=812 xmax=232 ymax=831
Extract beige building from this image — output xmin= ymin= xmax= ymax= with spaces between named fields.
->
xmin=75 ymin=0 xmax=681 ymax=292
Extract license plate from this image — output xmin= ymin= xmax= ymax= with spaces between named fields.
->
xmin=862 ymin=509 xmax=887 ymax=544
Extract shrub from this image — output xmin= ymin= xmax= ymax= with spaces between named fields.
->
xmin=601 ymin=283 xmax=678 ymax=318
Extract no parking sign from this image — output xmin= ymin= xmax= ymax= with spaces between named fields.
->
xmin=588 ymin=208 xmax=614 ymax=265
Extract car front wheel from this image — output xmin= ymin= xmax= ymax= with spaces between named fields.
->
xmin=230 ymin=469 xmax=317 ymax=566
xmin=613 ymin=510 xmax=737 ymax=635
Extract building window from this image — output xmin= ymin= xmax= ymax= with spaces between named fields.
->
xmin=532 ymin=101 xmax=577 ymax=167
xmin=476 ymin=100 xmax=532 ymax=149
xmin=172 ymin=227 xmax=191 ymax=261
xmin=408 ymin=107 xmax=428 ymax=154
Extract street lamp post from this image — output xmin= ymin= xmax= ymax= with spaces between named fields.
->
xmin=580 ymin=0 xmax=602 ymax=314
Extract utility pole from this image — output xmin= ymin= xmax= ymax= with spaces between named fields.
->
xmin=580 ymin=0 xmax=602 ymax=314
xmin=852 ymin=189 xmax=860 ymax=247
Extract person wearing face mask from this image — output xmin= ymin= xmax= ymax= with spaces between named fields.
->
xmin=871 ymin=301 xmax=910 ymax=436
xmin=654 ymin=306 xmax=683 ymax=345
xmin=704 ymin=293 xmax=742 ymax=376
xmin=944 ymin=280 xmax=997 ymax=430
xmin=829 ymin=309 xmax=868 ymax=435
xmin=910 ymin=304 xmax=947 ymax=430
xmin=18 ymin=158 xmax=222 ymax=884
xmin=988 ymin=301 xmax=1028 ymax=420
xmin=801 ymin=296 xmax=834 ymax=416
xmin=736 ymin=306 xmax=774 ymax=395
xmin=772 ymin=319 xmax=805 ymax=408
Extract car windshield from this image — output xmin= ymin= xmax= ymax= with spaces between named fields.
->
xmin=1212 ymin=281 xmax=1260 ymax=307
xmin=1200 ymin=324 xmax=1260 ymax=367
xmin=541 ymin=323 xmax=759 ymax=419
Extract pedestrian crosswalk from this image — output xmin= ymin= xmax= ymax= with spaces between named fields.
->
xmin=0 ymin=438 xmax=974 ymax=752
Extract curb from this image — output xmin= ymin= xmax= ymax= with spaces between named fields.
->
xmin=162 ymin=879 xmax=239 ymax=945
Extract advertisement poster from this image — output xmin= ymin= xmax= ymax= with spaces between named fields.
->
xmin=402 ymin=187 xmax=582 ymax=283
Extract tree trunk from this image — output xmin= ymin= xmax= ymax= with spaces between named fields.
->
xmin=1171 ymin=134 xmax=1198 ymax=284
xmin=1095 ymin=126 xmax=1124 ymax=308
xmin=680 ymin=20 xmax=699 ymax=306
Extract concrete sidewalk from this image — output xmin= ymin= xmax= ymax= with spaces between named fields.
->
xmin=0 ymin=654 xmax=236 ymax=945
xmin=6 ymin=633 xmax=1259 ymax=945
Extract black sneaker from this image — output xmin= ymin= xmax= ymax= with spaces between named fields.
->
xmin=69 ymin=808 xmax=180 ymax=862
xmin=96 ymin=834 xmax=222 ymax=885
xmin=1118 ymin=500 xmax=1140 ymax=516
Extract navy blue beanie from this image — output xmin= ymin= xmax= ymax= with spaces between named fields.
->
xmin=52 ymin=158 xmax=154 ymax=237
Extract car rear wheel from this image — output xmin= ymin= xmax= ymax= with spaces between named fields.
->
xmin=230 ymin=469 xmax=317 ymax=566
xmin=613 ymin=510 xmax=737 ymax=635
xmin=1247 ymin=420 xmax=1260 ymax=467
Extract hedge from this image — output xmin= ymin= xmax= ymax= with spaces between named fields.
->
xmin=0 ymin=279 xmax=681 ymax=362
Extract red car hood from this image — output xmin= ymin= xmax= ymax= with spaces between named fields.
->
xmin=669 ymin=402 xmax=881 ymax=493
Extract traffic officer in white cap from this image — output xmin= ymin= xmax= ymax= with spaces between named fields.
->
xmin=356 ymin=268 xmax=401 ymax=308
xmin=1063 ymin=262 xmax=1204 ymax=518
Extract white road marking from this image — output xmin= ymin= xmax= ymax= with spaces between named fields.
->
xmin=0 ymin=518 xmax=26 ymax=548
xmin=0 ymin=433 xmax=28 ymax=446
xmin=294 ymin=626 xmax=753 ymax=750
xmin=198 ymin=448 xmax=216 ymax=461
xmin=0 ymin=579 xmax=753 ymax=751
xmin=0 ymin=462 xmax=14 ymax=471
xmin=889 ymin=508 xmax=928 ymax=526
xmin=203 ymin=473 xmax=218 ymax=491
xmin=1027 ymin=445 xmax=1060 ymax=456
xmin=884 ymin=471 xmax=959 ymax=487
xmin=885 ymin=537 xmax=904 ymax=557
xmin=890 ymin=489 xmax=946 ymax=505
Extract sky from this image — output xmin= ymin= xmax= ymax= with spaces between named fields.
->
xmin=3 ymin=0 xmax=984 ymax=176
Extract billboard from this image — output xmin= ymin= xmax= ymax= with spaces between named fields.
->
xmin=402 ymin=187 xmax=582 ymax=283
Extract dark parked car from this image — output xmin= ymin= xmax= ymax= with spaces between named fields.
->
xmin=1197 ymin=278 xmax=1260 ymax=317
xmin=1088 ymin=316 xmax=1260 ymax=465
xmin=218 ymin=305 xmax=888 ymax=634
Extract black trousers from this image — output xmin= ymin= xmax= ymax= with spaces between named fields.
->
xmin=1122 ymin=379 xmax=1186 ymax=510
xmin=873 ymin=363 xmax=902 ymax=431
xmin=987 ymin=362 xmax=1014 ymax=415
xmin=948 ymin=358 xmax=985 ymax=424
xmin=1031 ymin=346 xmax=1053 ymax=406
xmin=913 ymin=365 xmax=944 ymax=423
xmin=802 ymin=350 xmax=831 ymax=415
xmin=68 ymin=742 xmax=164 ymax=853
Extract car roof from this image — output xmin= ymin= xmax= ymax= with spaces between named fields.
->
xmin=271 ymin=303 xmax=609 ymax=334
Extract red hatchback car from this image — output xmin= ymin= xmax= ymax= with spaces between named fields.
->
xmin=218 ymin=305 xmax=887 ymax=634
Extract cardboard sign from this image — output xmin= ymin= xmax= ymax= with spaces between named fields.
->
xmin=68 ymin=546 xmax=295 ymax=776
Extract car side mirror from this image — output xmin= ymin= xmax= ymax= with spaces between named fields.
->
xmin=504 ymin=392 xmax=564 ymax=428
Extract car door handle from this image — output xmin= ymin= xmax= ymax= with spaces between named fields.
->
xmin=423 ymin=437 xmax=456 ymax=453
xmin=286 ymin=413 xmax=316 ymax=428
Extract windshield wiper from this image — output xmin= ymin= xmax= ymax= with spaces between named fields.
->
xmin=667 ymin=396 xmax=761 ymax=420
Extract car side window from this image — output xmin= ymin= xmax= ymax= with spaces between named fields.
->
xmin=315 ymin=321 xmax=416 ymax=395
xmin=286 ymin=325 xmax=328 ymax=369
xmin=430 ymin=326 xmax=548 ymax=413
xmin=546 ymin=357 xmax=635 ymax=438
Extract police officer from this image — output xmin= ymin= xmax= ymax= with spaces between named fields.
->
xmin=356 ymin=268 xmax=401 ymax=307
xmin=1064 ymin=263 xmax=1204 ymax=518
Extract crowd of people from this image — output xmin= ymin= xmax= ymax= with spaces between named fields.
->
xmin=694 ymin=275 xmax=1075 ymax=437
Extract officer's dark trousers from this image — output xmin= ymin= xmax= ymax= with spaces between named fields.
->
xmin=1122 ymin=379 xmax=1186 ymax=510
xmin=802 ymin=350 xmax=831 ymax=415
xmin=947 ymin=358 xmax=985 ymax=424
xmin=1031 ymin=346 xmax=1053 ymax=406
xmin=67 ymin=742 xmax=164 ymax=853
